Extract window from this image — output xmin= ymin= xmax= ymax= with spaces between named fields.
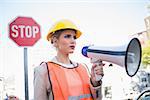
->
xmin=104 ymin=86 xmax=112 ymax=99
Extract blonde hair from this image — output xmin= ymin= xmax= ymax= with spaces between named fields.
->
xmin=50 ymin=29 xmax=76 ymax=44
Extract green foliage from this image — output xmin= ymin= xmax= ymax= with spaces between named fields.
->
xmin=142 ymin=40 xmax=150 ymax=67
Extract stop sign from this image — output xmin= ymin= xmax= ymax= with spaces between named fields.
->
xmin=9 ymin=16 xmax=41 ymax=46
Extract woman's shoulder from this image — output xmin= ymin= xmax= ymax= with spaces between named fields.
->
xmin=34 ymin=62 xmax=48 ymax=75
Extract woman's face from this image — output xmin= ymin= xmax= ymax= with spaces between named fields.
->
xmin=56 ymin=30 xmax=76 ymax=54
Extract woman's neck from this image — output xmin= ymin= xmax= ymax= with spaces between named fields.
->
xmin=56 ymin=53 xmax=70 ymax=64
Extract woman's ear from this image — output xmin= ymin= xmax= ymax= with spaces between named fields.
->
xmin=52 ymin=37 xmax=58 ymax=47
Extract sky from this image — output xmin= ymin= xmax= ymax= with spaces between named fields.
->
xmin=0 ymin=0 xmax=149 ymax=99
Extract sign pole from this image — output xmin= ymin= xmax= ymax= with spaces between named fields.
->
xmin=9 ymin=16 xmax=41 ymax=100
xmin=24 ymin=47 xmax=29 ymax=100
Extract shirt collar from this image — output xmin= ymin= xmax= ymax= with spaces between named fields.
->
xmin=51 ymin=56 xmax=77 ymax=68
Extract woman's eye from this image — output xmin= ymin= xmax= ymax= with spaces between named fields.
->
xmin=64 ymin=34 xmax=76 ymax=39
xmin=73 ymin=36 xmax=77 ymax=39
xmin=64 ymin=35 xmax=71 ymax=38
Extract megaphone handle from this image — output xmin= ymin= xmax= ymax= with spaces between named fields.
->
xmin=94 ymin=66 xmax=102 ymax=81
xmin=94 ymin=61 xmax=103 ymax=81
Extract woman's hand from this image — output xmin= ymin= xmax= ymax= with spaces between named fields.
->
xmin=91 ymin=62 xmax=104 ymax=87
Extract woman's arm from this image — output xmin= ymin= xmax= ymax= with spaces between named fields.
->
xmin=83 ymin=63 xmax=103 ymax=100
xmin=90 ymin=63 xmax=104 ymax=100
xmin=34 ymin=63 xmax=51 ymax=100
xmin=90 ymin=79 xmax=103 ymax=100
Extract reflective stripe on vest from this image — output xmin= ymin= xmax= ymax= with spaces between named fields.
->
xmin=68 ymin=94 xmax=92 ymax=100
xmin=47 ymin=62 xmax=93 ymax=100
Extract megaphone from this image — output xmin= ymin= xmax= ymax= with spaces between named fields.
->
xmin=82 ymin=38 xmax=142 ymax=77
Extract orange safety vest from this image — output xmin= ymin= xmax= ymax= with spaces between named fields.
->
xmin=47 ymin=62 xmax=93 ymax=100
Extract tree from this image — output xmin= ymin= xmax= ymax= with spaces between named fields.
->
xmin=147 ymin=2 xmax=150 ymax=14
xmin=142 ymin=40 xmax=150 ymax=68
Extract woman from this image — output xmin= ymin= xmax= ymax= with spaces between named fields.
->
xmin=34 ymin=19 xmax=104 ymax=100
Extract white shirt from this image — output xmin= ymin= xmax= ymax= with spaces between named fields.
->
xmin=51 ymin=56 xmax=77 ymax=68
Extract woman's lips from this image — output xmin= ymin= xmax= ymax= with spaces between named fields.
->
xmin=70 ymin=46 xmax=75 ymax=49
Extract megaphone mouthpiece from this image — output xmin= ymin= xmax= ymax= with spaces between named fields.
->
xmin=82 ymin=46 xmax=89 ymax=57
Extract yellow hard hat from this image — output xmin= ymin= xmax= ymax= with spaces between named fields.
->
xmin=47 ymin=19 xmax=82 ymax=41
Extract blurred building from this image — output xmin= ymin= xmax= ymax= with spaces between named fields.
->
xmin=130 ymin=16 xmax=150 ymax=47
xmin=135 ymin=70 xmax=150 ymax=91
xmin=145 ymin=16 xmax=150 ymax=40
xmin=0 ymin=77 xmax=4 ymax=100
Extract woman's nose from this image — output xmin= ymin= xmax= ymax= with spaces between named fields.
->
xmin=70 ymin=36 xmax=76 ymax=43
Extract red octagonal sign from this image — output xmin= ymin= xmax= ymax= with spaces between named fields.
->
xmin=9 ymin=16 xmax=41 ymax=46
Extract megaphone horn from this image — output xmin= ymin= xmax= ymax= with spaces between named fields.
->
xmin=82 ymin=38 xmax=142 ymax=77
